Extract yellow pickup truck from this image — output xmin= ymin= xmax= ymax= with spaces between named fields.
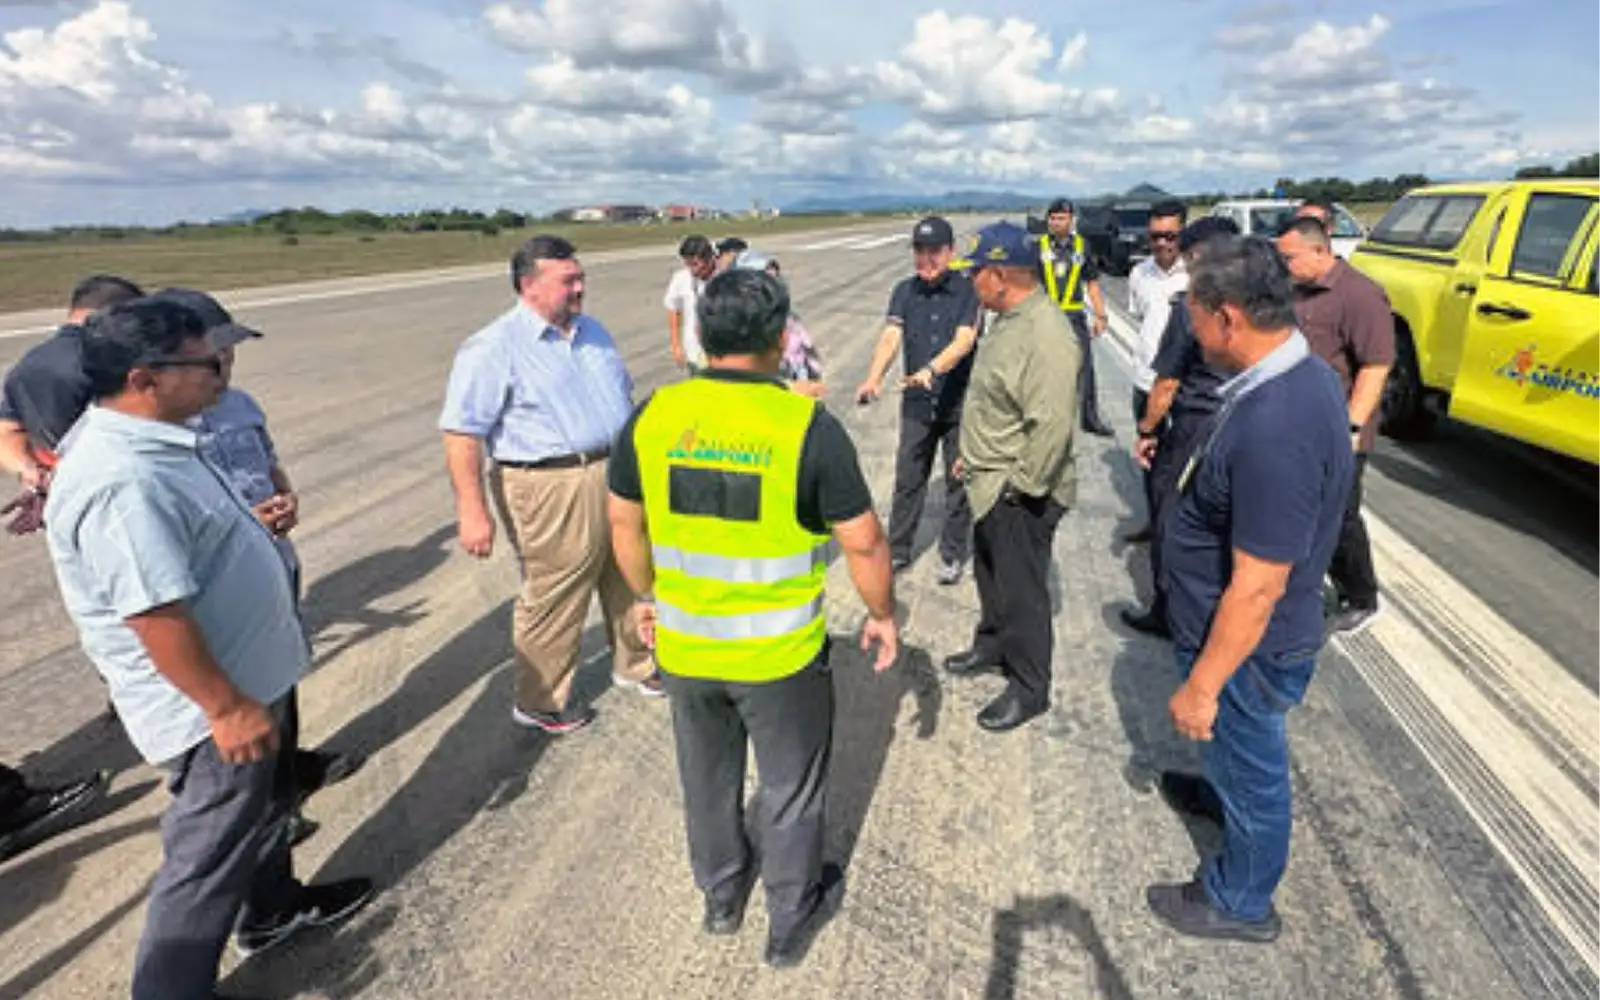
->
xmin=1350 ymin=179 xmax=1598 ymax=466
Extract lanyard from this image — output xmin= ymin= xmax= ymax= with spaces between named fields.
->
xmin=1176 ymin=332 xmax=1310 ymax=495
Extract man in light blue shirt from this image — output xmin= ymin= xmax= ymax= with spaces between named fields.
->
xmin=44 ymin=298 xmax=373 ymax=1000
xmin=441 ymin=234 xmax=659 ymax=735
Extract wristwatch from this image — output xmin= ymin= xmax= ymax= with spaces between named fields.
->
xmin=1348 ymin=422 xmax=1363 ymax=434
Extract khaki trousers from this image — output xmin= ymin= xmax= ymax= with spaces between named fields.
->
xmin=491 ymin=461 xmax=653 ymax=714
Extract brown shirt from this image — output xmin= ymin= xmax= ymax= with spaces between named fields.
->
xmin=1291 ymin=259 xmax=1395 ymax=451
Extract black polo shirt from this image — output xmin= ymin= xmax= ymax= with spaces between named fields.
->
xmin=886 ymin=270 xmax=980 ymax=419
xmin=608 ymin=368 xmax=873 ymax=535
xmin=1039 ymin=234 xmax=1100 ymax=307
xmin=0 ymin=324 xmax=93 ymax=451
xmin=1151 ymin=292 xmax=1227 ymax=422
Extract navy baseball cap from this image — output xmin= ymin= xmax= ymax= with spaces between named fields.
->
xmin=911 ymin=216 xmax=955 ymax=248
xmin=954 ymin=221 xmax=1038 ymax=270
xmin=148 ymin=287 xmax=262 ymax=349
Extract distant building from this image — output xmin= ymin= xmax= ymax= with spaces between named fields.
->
xmin=661 ymin=204 xmax=703 ymax=221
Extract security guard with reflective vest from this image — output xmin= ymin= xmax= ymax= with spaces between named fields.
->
xmin=1040 ymin=198 xmax=1113 ymax=436
xmin=608 ymin=266 xmax=898 ymax=969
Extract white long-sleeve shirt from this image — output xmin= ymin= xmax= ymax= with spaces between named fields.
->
xmin=1126 ymin=258 xmax=1189 ymax=391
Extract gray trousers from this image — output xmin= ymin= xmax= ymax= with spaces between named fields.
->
xmin=132 ymin=696 xmax=302 ymax=1000
xmin=662 ymin=654 xmax=834 ymax=941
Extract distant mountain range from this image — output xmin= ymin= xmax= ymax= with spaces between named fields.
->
xmin=782 ymin=185 xmax=1171 ymax=215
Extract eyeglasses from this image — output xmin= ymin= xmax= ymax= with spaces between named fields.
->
xmin=1149 ymin=232 xmax=1180 ymax=243
xmin=148 ymin=355 xmax=223 ymax=376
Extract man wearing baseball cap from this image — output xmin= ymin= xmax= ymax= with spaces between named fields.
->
xmin=855 ymin=216 xmax=979 ymax=586
xmin=943 ymin=222 xmax=1080 ymax=733
xmin=149 ymin=288 xmax=364 ymax=845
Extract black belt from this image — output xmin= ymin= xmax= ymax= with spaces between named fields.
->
xmin=498 ymin=447 xmax=609 ymax=470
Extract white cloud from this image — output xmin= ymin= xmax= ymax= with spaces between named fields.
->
xmin=1058 ymin=31 xmax=1087 ymax=71
xmin=484 ymin=0 xmax=789 ymax=90
xmin=523 ymin=57 xmax=671 ymax=115
xmin=873 ymin=12 xmax=1118 ymax=127
xmin=1257 ymin=14 xmax=1391 ymax=90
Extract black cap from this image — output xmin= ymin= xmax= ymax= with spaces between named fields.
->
xmin=911 ymin=216 xmax=954 ymax=248
xmin=148 ymin=287 xmax=262 ymax=349
xmin=1047 ymin=198 xmax=1076 ymax=216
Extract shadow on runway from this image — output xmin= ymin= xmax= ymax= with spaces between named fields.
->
xmin=984 ymin=892 xmax=1135 ymax=1000
xmin=827 ymin=628 xmax=942 ymax=871
xmin=300 ymin=524 xmax=457 ymax=670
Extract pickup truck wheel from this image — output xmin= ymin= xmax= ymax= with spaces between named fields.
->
xmin=1380 ymin=323 xmax=1434 ymax=439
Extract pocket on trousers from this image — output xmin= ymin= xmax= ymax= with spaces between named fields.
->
xmin=1236 ymin=658 xmax=1300 ymax=717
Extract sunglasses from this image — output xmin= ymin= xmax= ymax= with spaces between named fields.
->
xmin=149 ymin=355 xmax=223 ymax=376
xmin=1149 ymin=232 xmax=1180 ymax=242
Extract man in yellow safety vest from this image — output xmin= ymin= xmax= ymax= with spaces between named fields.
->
xmin=607 ymin=266 xmax=899 ymax=969
xmin=1039 ymin=198 xmax=1113 ymax=437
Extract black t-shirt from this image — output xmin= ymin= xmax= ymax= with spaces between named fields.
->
xmin=1151 ymin=292 xmax=1227 ymax=420
xmin=608 ymin=369 xmax=874 ymax=535
xmin=886 ymin=271 xmax=980 ymax=418
xmin=1039 ymin=234 xmax=1100 ymax=305
xmin=0 ymin=325 xmax=93 ymax=450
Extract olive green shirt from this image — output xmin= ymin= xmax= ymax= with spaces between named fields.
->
xmin=959 ymin=288 xmax=1081 ymax=520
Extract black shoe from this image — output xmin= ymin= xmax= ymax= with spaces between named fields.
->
xmin=1146 ymin=879 xmax=1281 ymax=943
xmin=295 ymin=749 xmax=366 ymax=801
xmin=1120 ymin=605 xmax=1172 ymax=639
xmin=1122 ymin=524 xmax=1154 ymax=544
xmin=976 ymin=691 xmax=1047 ymax=733
xmin=764 ymin=863 xmax=846 ymax=969
xmin=1157 ymin=771 xmax=1224 ymax=826
xmin=512 ymin=705 xmax=596 ymax=735
xmin=702 ymin=867 xmax=757 ymax=936
xmin=286 ymin=813 xmax=320 ymax=848
xmin=1328 ymin=601 xmax=1380 ymax=636
xmin=935 ymin=558 xmax=965 ymax=586
xmin=1082 ymin=420 xmax=1114 ymax=438
xmin=0 ymin=772 xmax=108 ymax=863
xmin=235 ymin=878 xmax=376 ymax=957
xmin=943 ymin=649 xmax=1000 ymax=677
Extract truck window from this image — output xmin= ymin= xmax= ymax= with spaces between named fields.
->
xmin=1371 ymin=194 xmax=1485 ymax=250
xmin=1331 ymin=209 xmax=1364 ymax=239
xmin=1509 ymin=193 xmax=1596 ymax=281
xmin=1251 ymin=206 xmax=1296 ymax=236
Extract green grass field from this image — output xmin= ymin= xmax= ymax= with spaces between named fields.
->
xmin=0 ymin=214 xmax=891 ymax=313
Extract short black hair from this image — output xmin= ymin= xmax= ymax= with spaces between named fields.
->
xmin=510 ymin=234 xmax=577 ymax=293
xmin=1150 ymin=200 xmax=1188 ymax=225
xmin=697 ymin=269 xmax=789 ymax=358
xmin=1298 ymin=196 xmax=1337 ymax=216
xmin=69 ymin=274 xmax=144 ymax=313
xmin=678 ymin=235 xmax=714 ymax=259
xmin=715 ymin=236 xmax=748 ymax=256
xmin=81 ymin=298 xmax=209 ymax=400
xmin=1188 ymin=235 xmax=1300 ymax=331
xmin=1281 ymin=215 xmax=1331 ymax=246
xmin=1179 ymin=215 xmax=1240 ymax=252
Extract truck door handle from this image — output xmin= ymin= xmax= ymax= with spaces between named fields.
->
xmin=1476 ymin=302 xmax=1531 ymax=321
xmin=1453 ymin=282 xmax=1477 ymax=295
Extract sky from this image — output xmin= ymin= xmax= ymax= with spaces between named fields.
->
xmin=0 ymin=0 xmax=1594 ymax=227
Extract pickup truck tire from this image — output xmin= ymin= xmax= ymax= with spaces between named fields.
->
xmin=1380 ymin=322 xmax=1435 ymax=439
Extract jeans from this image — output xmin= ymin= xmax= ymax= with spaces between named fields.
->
xmin=1175 ymin=646 xmax=1317 ymax=922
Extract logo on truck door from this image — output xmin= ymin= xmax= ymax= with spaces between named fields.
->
xmin=1494 ymin=345 xmax=1600 ymax=400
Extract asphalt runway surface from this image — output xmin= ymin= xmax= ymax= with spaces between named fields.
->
xmin=0 ymin=219 xmax=1595 ymax=999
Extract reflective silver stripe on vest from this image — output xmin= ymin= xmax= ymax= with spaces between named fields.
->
xmin=653 ymin=543 xmax=833 ymax=585
xmin=657 ymin=597 xmax=824 ymax=641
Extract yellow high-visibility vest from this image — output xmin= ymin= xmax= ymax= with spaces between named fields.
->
xmin=632 ymin=377 xmax=830 ymax=682
xmin=1040 ymin=233 xmax=1087 ymax=312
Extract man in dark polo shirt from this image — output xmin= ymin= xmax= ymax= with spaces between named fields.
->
xmin=1145 ymin=234 xmax=1352 ymax=944
xmin=1122 ymin=216 xmax=1240 ymax=639
xmin=856 ymin=216 xmax=979 ymax=585
xmin=0 ymin=275 xmax=146 ymax=517
xmin=1277 ymin=217 xmax=1395 ymax=634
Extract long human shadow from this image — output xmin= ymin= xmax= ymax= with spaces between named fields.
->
xmin=299 ymin=524 xmax=456 ymax=670
xmin=0 ymin=878 xmax=152 ymax=1000
xmin=826 ymin=625 xmax=942 ymax=872
xmin=11 ymin=709 xmax=142 ymax=791
xmin=224 ymin=615 xmax=610 ymax=1000
xmin=983 ymin=893 xmax=1135 ymax=1000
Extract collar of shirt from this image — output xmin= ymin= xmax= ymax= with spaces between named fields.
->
xmin=1144 ymin=257 xmax=1186 ymax=282
xmin=993 ymin=287 xmax=1050 ymax=321
xmin=82 ymin=405 xmax=198 ymax=453
xmin=1217 ymin=331 xmax=1311 ymax=404
xmin=914 ymin=270 xmax=955 ymax=293
xmin=695 ymin=367 xmax=789 ymax=389
xmin=516 ymin=301 xmax=591 ymax=343
xmin=1303 ymin=259 xmax=1349 ymax=293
